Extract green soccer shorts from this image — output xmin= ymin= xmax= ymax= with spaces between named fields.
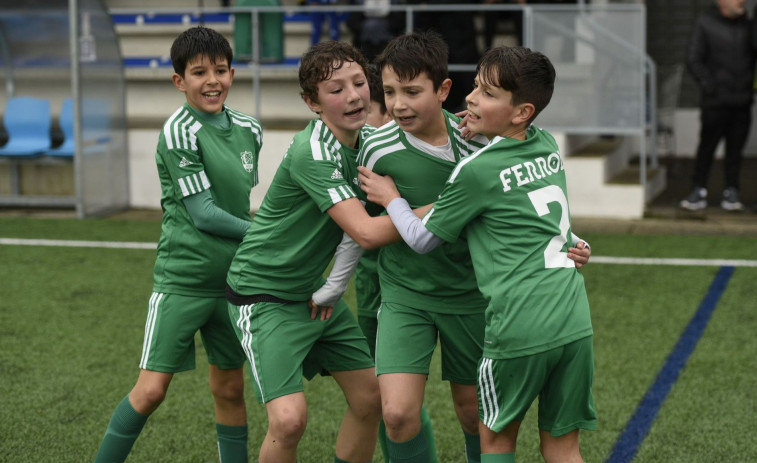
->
xmin=139 ymin=292 xmax=246 ymax=373
xmin=228 ymin=298 xmax=374 ymax=403
xmin=478 ymin=335 xmax=597 ymax=436
xmin=375 ymin=301 xmax=484 ymax=385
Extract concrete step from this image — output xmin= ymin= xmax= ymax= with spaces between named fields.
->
xmin=563 ymin=136 xmax=667 ymax=219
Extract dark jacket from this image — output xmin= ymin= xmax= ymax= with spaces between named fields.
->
xmin=687 ymin=5 xmax=755 ymax=108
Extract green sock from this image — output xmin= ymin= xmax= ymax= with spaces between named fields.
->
xmin=481 ymin=452 xmax=515 ymax=463
xmin=420 ymin=405 xmax=438 ymax=463
xmin=464 ymin=430 xmax=481 ymax=463
xmin=94 ymin=395 xmax=149 ymax=463
xmin=334 ymin=457 xmax=351 ymax=463
xmin=216 ymin=423 xmax=248 ymax=463
xmin=378 ymin=418 xmax=389 ymax=461
xmin=387 ymin=428 xmax=430 ymax=462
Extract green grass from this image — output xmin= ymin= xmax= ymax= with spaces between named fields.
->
xmin=1 ymin=217 xmax=756 ymax=462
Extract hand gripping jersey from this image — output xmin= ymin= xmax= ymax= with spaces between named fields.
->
xmin=152 ymin=103 xmax=262 ymax=297
xmin=423 ymin=126 xmax=593 ymax=358
xmin=357 ymin=110 xmax=489 ymax=314
xmin=227 ymin=120 xmax=376 ymax=301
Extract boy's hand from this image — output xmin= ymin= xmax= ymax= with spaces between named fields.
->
xmin=358 ymin=166 xmax=401 ymax=208
xmin=308 ymin=299 xmax=333 ymax=321
xmin=455 ymin=110 xmax=475 ymax=141
xmin=568 ymin=241 xmax=591 ymax=269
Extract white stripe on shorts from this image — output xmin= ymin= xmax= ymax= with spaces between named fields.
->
xmin=236 ymin=304 xmax=265 ymax=401
xmin=140 ymin=292 xmax=163 ymax=368
xmin=478 ymin=357 xmax=500 ymax=429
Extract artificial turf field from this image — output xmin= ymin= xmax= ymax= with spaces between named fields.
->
xmin=1 ymin=214 xmax=755 ymax=462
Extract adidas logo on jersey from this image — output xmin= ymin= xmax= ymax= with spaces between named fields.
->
xmin=331 ymin=169 xmax=343 ymax=180
xmin=179 ymin=157 xmax=194 ymax=168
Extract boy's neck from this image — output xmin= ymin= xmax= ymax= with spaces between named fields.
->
xmin=404 ymin=109 xmax=449 ymax=146
xmin=499 ymin=124 xmax=529 ymax=141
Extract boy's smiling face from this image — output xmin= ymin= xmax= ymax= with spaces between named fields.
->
xmin=382 ymin=66 xmax=451 ymax=145
xmin=305 ymin=60 xmax=369 ymax=146
xmin=465 ymin=71 xmax=532 ymax=140
xmin=173 ymin=54 xmax=234 ymax=114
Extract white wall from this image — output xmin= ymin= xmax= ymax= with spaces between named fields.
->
xmin=128 ymin=129 xmax=295 ymax=211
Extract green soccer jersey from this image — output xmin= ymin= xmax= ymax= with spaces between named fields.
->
xmin=227 ymin=120 xmax=375 ymax=301
xmin=423 ymin=126 xmax=593 ymax=358
xmin=152 ymin=103 xmax=262 ymax=297
xmin=357 ymin=110 xmax=488 ymax=314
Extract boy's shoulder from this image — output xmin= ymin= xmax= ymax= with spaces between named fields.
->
xmin=289 ymin=119 xmax=343 ymax=159
xmin=159 ymin=104 xmax=199 ymax=150
xmin=363 ymin=120 xmax=401 ymax=147
xmin=225 ymin=106 xmax=262 ymax=128
xmin=359 ymin=121 xmax=405 ymax=166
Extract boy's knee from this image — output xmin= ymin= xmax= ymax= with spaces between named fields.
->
xmin=210 ymin=374 xmax=245 ymax=403
xmin=130 ymin=384 xmax=168 ymax=412
xmin=353 ymin=387 xmax=382 ymax=421
xmin=381 ymin=401 xmax=419 ymax=432
xmin=269 ymin=408 xmax=307 ymax=442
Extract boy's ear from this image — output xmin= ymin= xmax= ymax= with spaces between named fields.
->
xmin=512 ymin=102 xmax=536 ymax=125
xmin=172 ymin=73 xmax=186 ymax=92
xmin=303 ymin=95 xmax=322 ymax=114
xmin=437 ymin=78 xmax=453 ymax=103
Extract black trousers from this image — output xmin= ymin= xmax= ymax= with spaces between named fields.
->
xmin=692 ymin=105 xmax=752 ymax=190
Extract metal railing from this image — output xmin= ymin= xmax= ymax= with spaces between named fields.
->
xmin=110 ymin=2 xmax=654 ymax=187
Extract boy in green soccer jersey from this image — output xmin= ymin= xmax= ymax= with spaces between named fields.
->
xmin=315 ymin=61 xmax=440 ymax=463
xmin=360 ymin=46 xmax=597 ymax=463
xmin=95 ymin=27 xmax=261 ymax=462
xmin=353 ymin=32 xmax=590 ymax=463
xmin=225 ymin=41 xmax=405 ymax=463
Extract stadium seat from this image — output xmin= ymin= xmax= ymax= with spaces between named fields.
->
xmin=46 ymin=98 xmax=74 ymax=158
xmin=0 ymin=96 xmax=52 ymax=157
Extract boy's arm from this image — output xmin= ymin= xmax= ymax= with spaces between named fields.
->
xmin=357 ymin=166 xmax=443 ymax=254
xmin=326 ymin=198 xmax=401 ymax=250
xmin=385 ymin=198 xmax=444 ymax=254
xmin=183 ymin=190 xmax=250 ymax=239
xmin=312 ymin=232 xmax=364 ymax=308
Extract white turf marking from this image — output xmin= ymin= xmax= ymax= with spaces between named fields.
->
xmin=0 ymin=238 xmax=157 ymax=250
xmin=2 ymin=237 xmax=757 ymax=267
xmin=589 ymin=256 xmax=757 ymax=267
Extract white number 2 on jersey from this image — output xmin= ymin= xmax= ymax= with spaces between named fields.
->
xmin=527 ymin=185 xmax=575 ymax=269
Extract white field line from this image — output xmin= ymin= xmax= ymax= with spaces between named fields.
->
xmin=2 ymin=238 xmax=757 ymax=267
xmin=588 ymin=256 xmax=757 ymax=267
xmin=0 ymin=238 xmax=157 ymax=250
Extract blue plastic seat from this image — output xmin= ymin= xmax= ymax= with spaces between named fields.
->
xmin=0 ymin=96 xmax=52 ymax=157
xmin=46 ymin=98 xmax=74 ymax=158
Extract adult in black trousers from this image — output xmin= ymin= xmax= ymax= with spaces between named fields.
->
xmin=681 ymin=0 xmax=755 ymax=211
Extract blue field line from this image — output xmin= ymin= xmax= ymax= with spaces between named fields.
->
xmin=605 ymin=266 xmax=736 ymax=463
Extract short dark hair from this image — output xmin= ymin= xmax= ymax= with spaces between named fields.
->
xmin=374 ymin=31 xmax=449 ymax=91
xmin=299 ymin=41 xmax=369 ymax=104
xmin=367 ymin=64 xmax=386 ymax=113
xmin=477 ymin=46 xmax=555 ymax=123
xmin=170 ymin=26 xmax=233 ymax=76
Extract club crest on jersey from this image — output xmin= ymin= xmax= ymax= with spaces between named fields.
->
xmin=331 ymin=169 xmax=343 ymax=180
xmin=179 ymin=157 xmax=194 ymax=168
xmin=240 ymin=151 xmax=255 ymax=172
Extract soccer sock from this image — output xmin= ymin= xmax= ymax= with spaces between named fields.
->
xmin=420 ymin=405 xmax=439 ymax=463
xmin=386 ymin=428 xmax=431 ymax=462
xmin=215 ymin=423 xmax=248 ymax=463
xmin=481 ymin=452 xmax=516 ymax=463
xmin=334 ymin=457 xmax=351 ymax=463
xmin=464 ymin=429 xmax=481 ymax=463
xmin=93 ymin=395 xmax=149 ymax=463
